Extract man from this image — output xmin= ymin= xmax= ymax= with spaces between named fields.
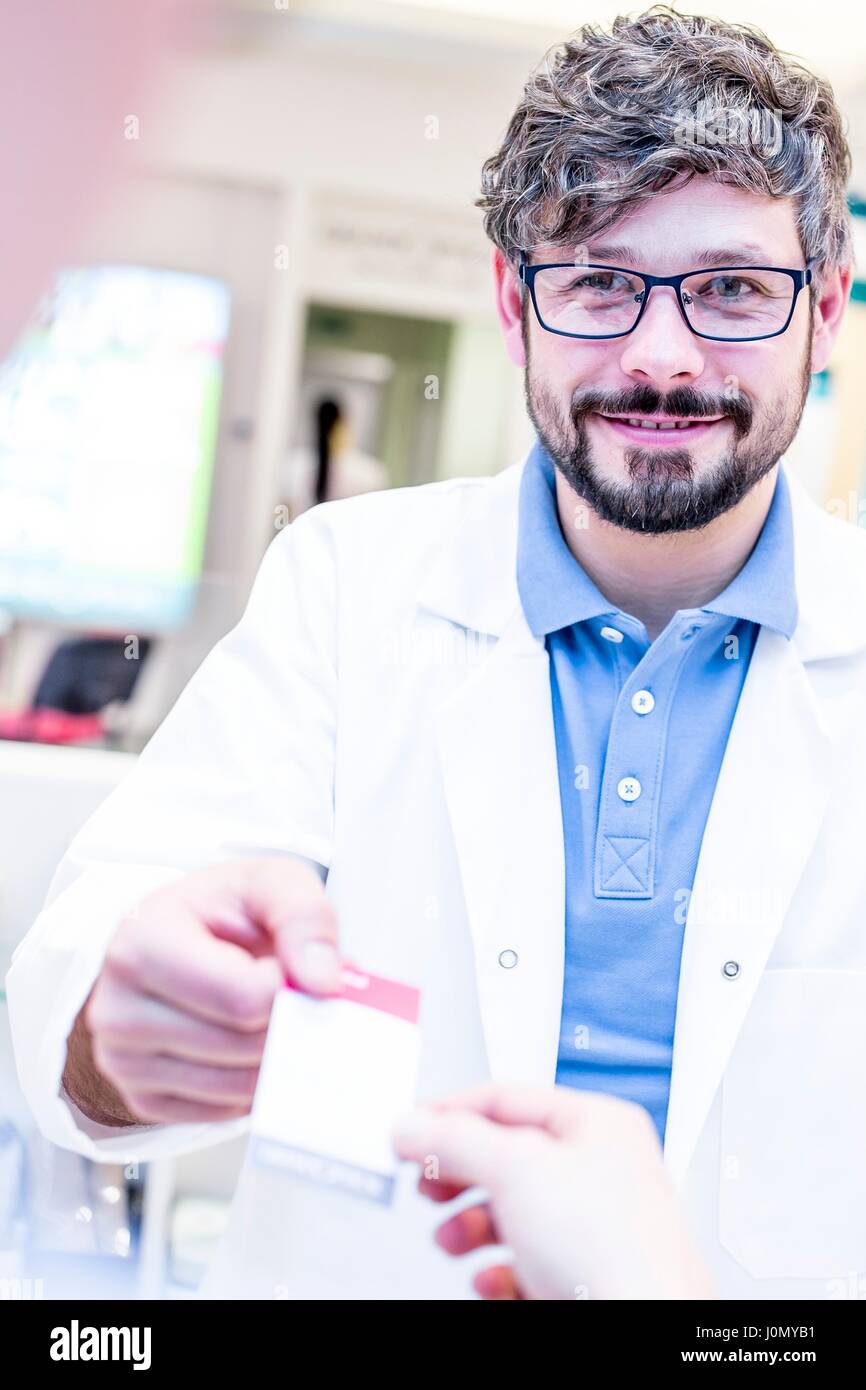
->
xmin=9 ymin=9 xmax=866 ymax=1298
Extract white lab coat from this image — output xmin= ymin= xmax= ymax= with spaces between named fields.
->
xmin=8 ymin=453 xmax=866 ymax=1299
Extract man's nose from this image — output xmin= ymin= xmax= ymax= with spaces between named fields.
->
xmin=618 ymin=285 xmax=706 ymax=388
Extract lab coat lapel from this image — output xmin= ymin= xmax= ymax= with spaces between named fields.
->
xmin=433 ymin=601 xmax=565 ymax=1085
xmin=420 ymin=461 xmax=856 ymax=1148
xmin=663 ymin=626 xmax=832 ymax=1184
xmin=664 ymin=472 xmax=866 ymax=1183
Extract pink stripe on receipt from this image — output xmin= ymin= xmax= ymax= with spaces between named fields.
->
xmin=284 ymin=964 xmax=420 ymax=1024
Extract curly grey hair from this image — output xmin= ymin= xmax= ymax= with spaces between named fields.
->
xmin=478 ymin=7 xmax=852 ymax=276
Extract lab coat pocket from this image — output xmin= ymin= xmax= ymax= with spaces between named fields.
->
xmin=719 ymin=968 xmax=866 ymax=1282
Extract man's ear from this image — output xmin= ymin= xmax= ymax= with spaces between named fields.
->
xmin=810 ymin=263 xmax=853 ymax=374
xmin=492 ymin=246 xmax=527 ymax=368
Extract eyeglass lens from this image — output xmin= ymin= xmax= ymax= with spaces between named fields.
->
xmin=532 ymin=265 xmax=796 ymax=338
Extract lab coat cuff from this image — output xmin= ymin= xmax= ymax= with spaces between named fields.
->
xmin=6 ymin=862 xmax=205 ymax=1160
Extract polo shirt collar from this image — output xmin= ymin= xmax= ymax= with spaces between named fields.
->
xmin=516 ymin=438 xmax=798 ymax=640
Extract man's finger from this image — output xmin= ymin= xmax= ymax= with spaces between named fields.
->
xmin=95 ymin=1048 xmax=260 ymax=1107
xmin=92 ymin=989 xmax=269 ymax=1065
xmin=128 ymin=1093 xmax=251 ymax=1126
xmin=102 ymin=927 xmax=283 ymax=1031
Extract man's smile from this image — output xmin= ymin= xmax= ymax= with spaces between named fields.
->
xmin=591 ymin=412 xmax=730 ymax=446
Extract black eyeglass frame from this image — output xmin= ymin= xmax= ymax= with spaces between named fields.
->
xmin=517 ymin=251 xmax=814 ymax=343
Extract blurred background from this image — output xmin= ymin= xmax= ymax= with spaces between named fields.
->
xmin=1 ymin=0 xmax=866 ymax=1299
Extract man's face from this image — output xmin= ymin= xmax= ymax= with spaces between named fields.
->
xmin=518 ymin=181 xmax=813 ymax=533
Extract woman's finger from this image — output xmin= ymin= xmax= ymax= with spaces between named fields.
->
xmin=418 ymin=1175 xmax=469 ymax=1204
xmin=474 ymin=1264 xmax=523 ymax=1300
xmin=435 ymin=1202 xmax=499 ymax=1255
xmin=393 ymin=1108 xmax=515 ymax=1192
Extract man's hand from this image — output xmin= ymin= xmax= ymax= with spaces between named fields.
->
xmin=63 ymin=858 xmax=339 ymax=1127
xmin=393 ymin=1083 xmax=715 ymax=1301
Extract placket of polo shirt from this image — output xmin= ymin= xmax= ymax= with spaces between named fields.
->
xmin=593 ymin=613 xmax=709 ymax=900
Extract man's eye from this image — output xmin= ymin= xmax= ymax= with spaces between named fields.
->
xmin=574 ymin=273 xmax=626 ymax=293
xmin=703 ymin=276 xmax=754 ymax=298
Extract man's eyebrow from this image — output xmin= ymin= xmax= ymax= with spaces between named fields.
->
xmin=564 ymin=243 xmax=781 ymax=269
xmin=687 ymin=246 xmax=781 ymax=268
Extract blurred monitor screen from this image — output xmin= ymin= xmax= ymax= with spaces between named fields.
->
xmin=0 ymin=265 xmax=231 ymax=629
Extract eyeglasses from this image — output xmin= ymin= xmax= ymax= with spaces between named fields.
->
xmin=518 ymin=253 xmax=813 ymax=343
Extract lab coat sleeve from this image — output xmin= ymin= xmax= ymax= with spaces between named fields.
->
xmin=5 ymin=508 xmax=338 ymax=1161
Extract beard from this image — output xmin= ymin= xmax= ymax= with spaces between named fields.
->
xmin=525 ymin=355 xmax=811 ymax=535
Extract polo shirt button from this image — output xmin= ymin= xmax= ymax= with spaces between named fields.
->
xmin=498 ymin=949 xmax=518 ymax=969
xmin=631 ymin=689 xmax=655 ymax=715
xmin=600 ymin=625 xmax=624 ymax=643
xmin=681 ymin=623 xmax=703 ymax=641
xmin=722 ymin=960 xmax=741 ymax=980
xmin=617 ymin=776 xmax=642 ymax=802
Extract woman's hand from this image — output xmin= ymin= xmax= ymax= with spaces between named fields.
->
xmin=393 ymin=1083 xmax=715 ymax=1301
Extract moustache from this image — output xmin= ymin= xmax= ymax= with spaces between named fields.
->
xmin=570 ymin=383 xmax=753 ymax=439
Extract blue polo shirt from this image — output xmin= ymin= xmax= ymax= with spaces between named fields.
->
xmin=516 ymin=440 xmax=797 ymax=1140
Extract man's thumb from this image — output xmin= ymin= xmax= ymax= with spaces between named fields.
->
xmin=239 ymin=858 xmax=341 ymax=995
